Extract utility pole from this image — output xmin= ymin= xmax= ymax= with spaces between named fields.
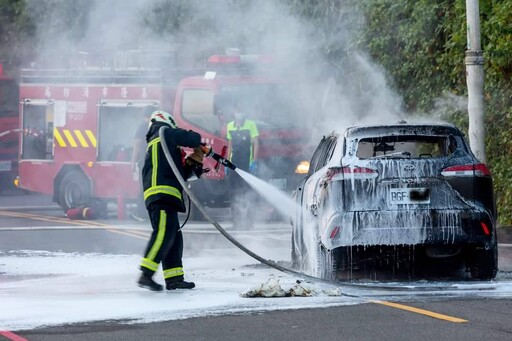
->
xmin=465 ymin=0 xmax=486 ymax=163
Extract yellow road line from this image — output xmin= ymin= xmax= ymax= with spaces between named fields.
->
xmin=371 ymin=300 xmax=468 ymax=323
xmin=124 ymin=229 xmax=151 ymax=237
xmin=104 ymin=228 xmax=147 ymax=240
xmin=0 ymin=210 xmax=148 ymax=240
xmin=0 ymin=210 xmax=89 ymax=226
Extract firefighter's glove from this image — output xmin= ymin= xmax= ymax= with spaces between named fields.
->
xmin=185 ymin=148 xmax=209 ymax=180
xmin=249 ymin=160 xmax=258 ymax=174
xmin=188 ymin=147 xmax=205 ymax=164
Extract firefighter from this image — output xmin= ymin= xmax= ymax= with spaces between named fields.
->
xmin=138 ymin=110 xmax=206 ymax=291
xmin=226 ymin=110 xmax=259 ymax=227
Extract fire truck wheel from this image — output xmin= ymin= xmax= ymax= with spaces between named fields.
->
xmin=58 ymin=171 xmax=91 ymax=211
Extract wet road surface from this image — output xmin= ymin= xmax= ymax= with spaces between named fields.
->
xmin=1 ymin=190 xmax=512 ymax=341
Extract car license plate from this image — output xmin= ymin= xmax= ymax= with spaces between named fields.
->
xmin=390 ymin=188 xmax=430 ymax=205
xmin=0 ymin=161 xmax=12 ymax=172
xmin=269 ymin=178 xmax=287 ymax=190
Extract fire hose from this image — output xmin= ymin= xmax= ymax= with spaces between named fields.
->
xmin=0 ymin=128 xmax=22 ymax=138
xmin=158 ymin=126 xmax=323 ymax=283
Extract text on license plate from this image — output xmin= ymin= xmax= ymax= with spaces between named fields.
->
xmin=390 ymin=188 xmax=430 ymax=205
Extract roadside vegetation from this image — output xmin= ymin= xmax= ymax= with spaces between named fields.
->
xmin=1 ymin=0 xmax=511 ymax=223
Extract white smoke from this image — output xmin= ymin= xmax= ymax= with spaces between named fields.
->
xmin=24 ymin=0 xmax=405 ymax=139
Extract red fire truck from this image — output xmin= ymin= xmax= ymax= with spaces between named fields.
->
xmin=17 ymin=50 xmax=311 ymax=213
xmin=0 ymin=64 xmax=20 ymax=192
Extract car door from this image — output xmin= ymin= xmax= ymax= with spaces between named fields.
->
xmin=292 ymin=136 xmax=331 ymax=260
xmin=303 ymin=135 xmax=338 ymax=216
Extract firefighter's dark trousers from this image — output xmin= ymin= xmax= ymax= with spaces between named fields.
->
xmin=139 ymin=207 xmax=184 ymax=281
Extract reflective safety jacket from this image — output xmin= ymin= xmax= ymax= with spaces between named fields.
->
xmin=142 ymin=122 xmax=201 ymax=212
xmin=226 ymin=119 xmax=259 ymax=170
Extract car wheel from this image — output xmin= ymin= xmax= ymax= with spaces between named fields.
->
xmin=468 ymin=242 xmax=498 ymax=280
xmin=315 ymin=245 xmax=337 ymax=281
xmin=58 ymin=171 xmax=91 ymax=211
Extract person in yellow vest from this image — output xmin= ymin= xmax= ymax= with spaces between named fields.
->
xmin=226 ymin=110 xmax=259 ymax=227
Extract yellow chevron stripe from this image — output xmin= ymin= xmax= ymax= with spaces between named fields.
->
xmin=63 ymin=129 xmax=78 ymax=147
xmin=85 ymin=130 xmax=97 ymax=148
xmin=53 ymin=128 xmax=67 ymax=147
xmin=74 ymin=130 xmax=89 ymax=148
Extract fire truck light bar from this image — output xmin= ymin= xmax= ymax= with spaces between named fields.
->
xmin=207 ymin=55 xmax=274 ymax=65
xmin=207 ymin=55 xmax=241 ymax=64
xmin=205 ymin=52 xmax=275 ymax=76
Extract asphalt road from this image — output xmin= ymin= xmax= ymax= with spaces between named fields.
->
xmin=1 ymin=189 xmax=512 ymax=341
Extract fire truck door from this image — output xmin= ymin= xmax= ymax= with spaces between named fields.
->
xmin=21 ymin=100 xmax=55 ymax=160
xmin=97 ymin=102 xmax=158 ymax=162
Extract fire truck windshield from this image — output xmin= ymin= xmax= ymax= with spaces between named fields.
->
xmin=216 ymin=83 xmax=304 ymax=129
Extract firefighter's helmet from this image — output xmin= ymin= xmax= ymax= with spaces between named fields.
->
xmin=149 ymin=110 xmax=177 ymax=128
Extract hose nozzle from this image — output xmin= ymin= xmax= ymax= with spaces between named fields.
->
xmin=200 ymin=144 xmax=237 ymax=170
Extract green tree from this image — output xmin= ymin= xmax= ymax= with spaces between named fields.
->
xmin=0 ymin=0 xmax=36 ymax=73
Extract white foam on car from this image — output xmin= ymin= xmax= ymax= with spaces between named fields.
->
xmin=322 ymin=149 xmax=474 ymax=247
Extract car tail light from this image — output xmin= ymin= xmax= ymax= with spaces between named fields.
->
xmin=474 ymin=164 xmax=492 ymax=176
xmin=342 ymin=166 xmax=378 ymax=179
xmin=441 ymin=164 xmax=491 ymax=177
xmin=326 ymin=166 xmax=378 ymax=181
xmin=329 ymin=226 xmax=340 ymax=239
xmin=480 ymin=222 xmax=491 ymax=235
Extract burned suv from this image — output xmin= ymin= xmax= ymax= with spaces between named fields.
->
xmin=292 ymin=123 xmax=498 ymax=280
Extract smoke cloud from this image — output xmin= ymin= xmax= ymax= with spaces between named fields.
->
xmin=24 ymin=0 xmax=406 ymax=142
xmin=15 ymin=0 xmax=433 ymax=267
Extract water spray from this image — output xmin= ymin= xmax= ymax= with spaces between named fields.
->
xmin=200 ymin=143 xmax=296 ymax=221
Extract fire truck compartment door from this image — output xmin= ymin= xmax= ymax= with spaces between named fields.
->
xmin=97 ymin=101 xmax=158 ymax=162
xmin=21 ymin=99 xmax=55 ymax=160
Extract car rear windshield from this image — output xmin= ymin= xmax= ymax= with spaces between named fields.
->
xmin=356 ymin=135 xmax=457 ymax=159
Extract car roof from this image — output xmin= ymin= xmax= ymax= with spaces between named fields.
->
xmin=344 ymin=123 xmax=463 ymax=139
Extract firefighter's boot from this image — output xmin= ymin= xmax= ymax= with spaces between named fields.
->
xmin=138 ymin=273 xmax=163 ymax=291
xmin=166 ymin=277 xmax=195 ymax=290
